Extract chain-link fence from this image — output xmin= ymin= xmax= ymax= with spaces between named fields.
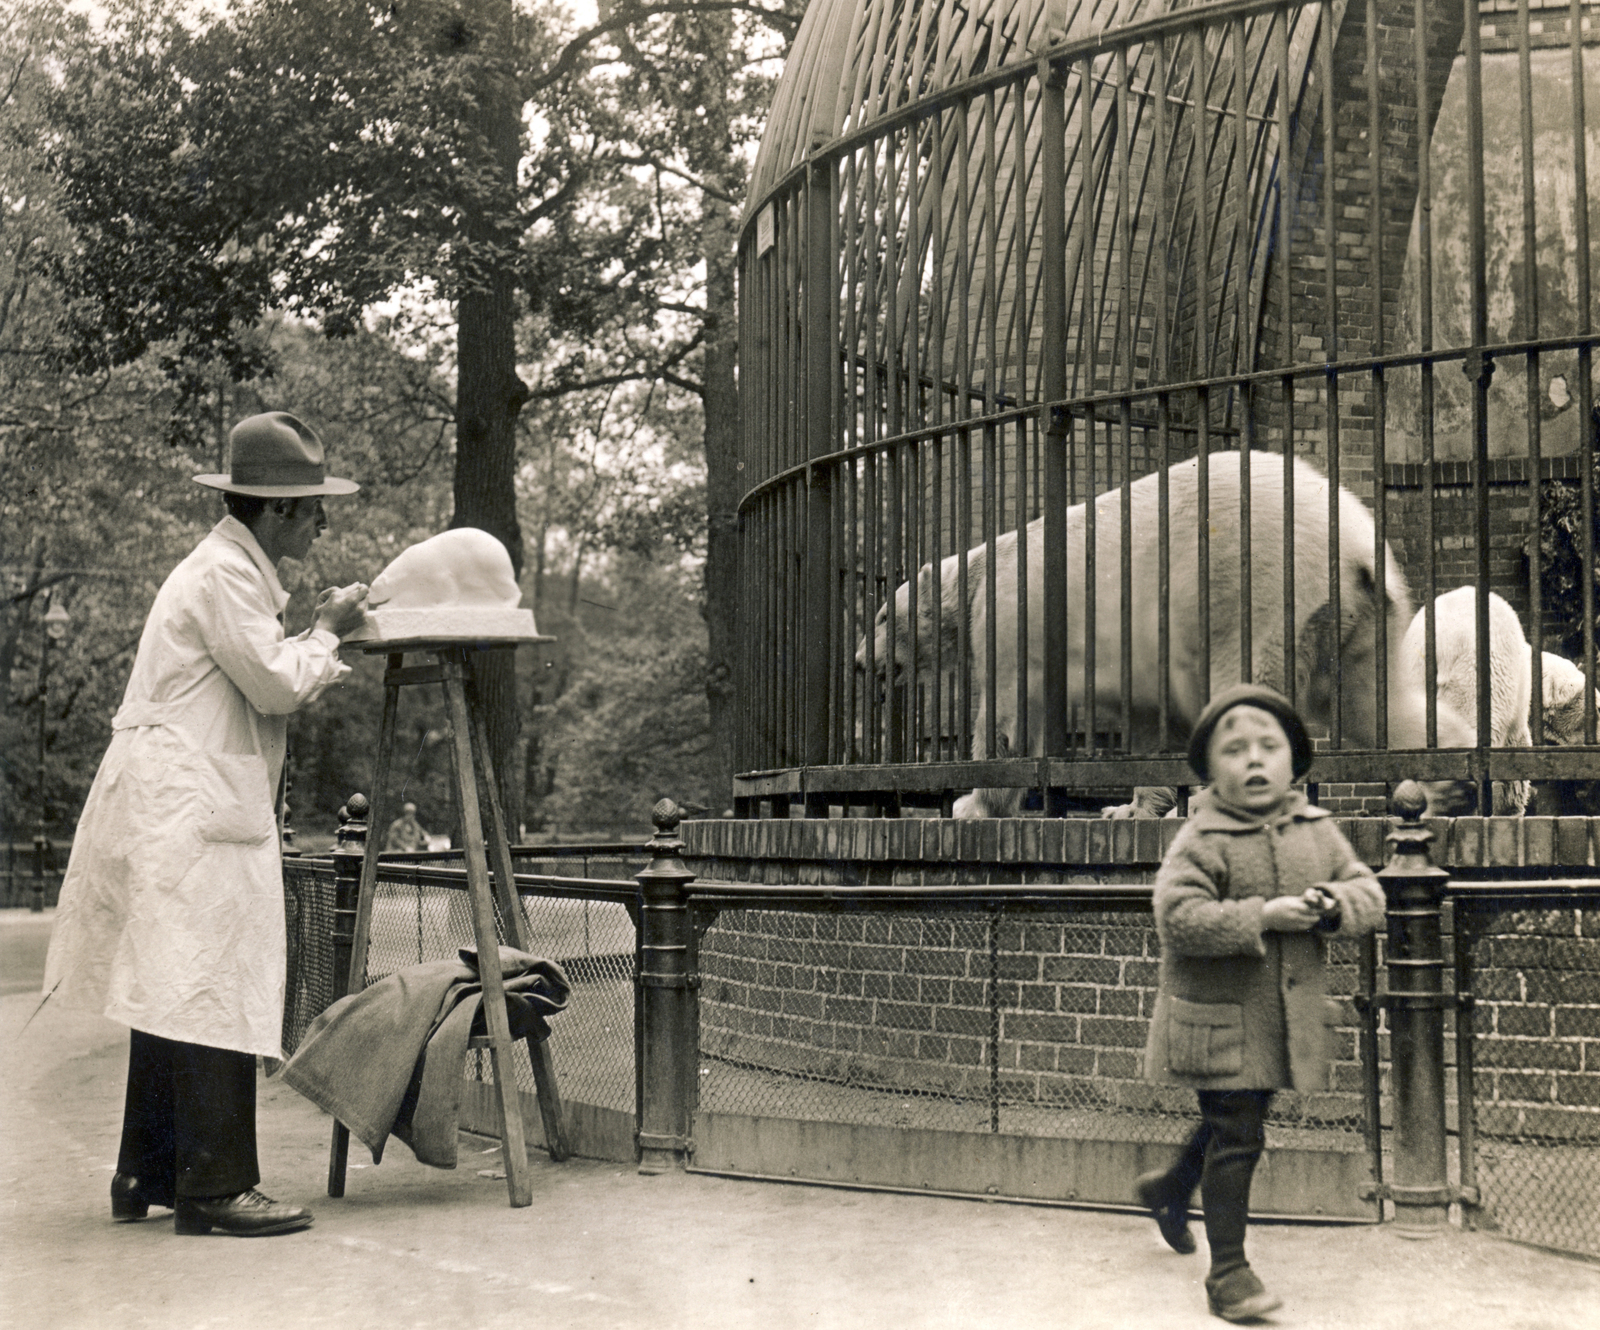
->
xmin=281 ymin=851 xmax=641 ymax=1119
xmin=693 ymin=898 xmax=1376 ymax=1209
xmin=282 ymin=857 xmax=337 ymax=1054
xmin=1455 ymin=894 xmax=1600 ymax=1261
xmin=285 ymin=848 xmax=1600 ymax=1254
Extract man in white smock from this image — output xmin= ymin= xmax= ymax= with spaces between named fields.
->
xmin=43 ymin=412 xmax=369 ymax=1237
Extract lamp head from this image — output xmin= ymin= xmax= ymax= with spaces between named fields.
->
xmin=42 ymin=599 xmax=71 ymax=641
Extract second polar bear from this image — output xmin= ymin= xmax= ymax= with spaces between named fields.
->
xmin=1400 ymin=586 xmax=1531 ymax=814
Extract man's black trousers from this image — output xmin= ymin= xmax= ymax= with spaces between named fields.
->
xmin=117 ymin=1029 xmax=261 ymax=1201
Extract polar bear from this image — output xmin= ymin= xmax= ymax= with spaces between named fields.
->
xmin=859 ymin=450 xmax=1476 ymax=817
xmin=1399 ymin=588 xmax=1532 ymax=815
xmin=1528 ymin=650 xmax=1600 ymax=815
xmin=1535 ymin=650 xmax=1600 ymax=745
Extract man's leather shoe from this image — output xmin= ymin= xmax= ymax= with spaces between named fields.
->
xmin=1134 ymin=1169 xmax=1197 ymax=1254
xmin=174 ymin=1189 xmax=313 ymax=1236
xmin=111 ymin=1173 xmax=173 ymax=1222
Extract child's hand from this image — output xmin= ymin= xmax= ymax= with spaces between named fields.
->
xmin=1261 ymin=894 xmax=1321 ymax=932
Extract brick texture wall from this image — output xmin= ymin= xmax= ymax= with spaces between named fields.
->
xmin=696 ymin=903 xmax=1368 ymax=1127
xmin=685 ymin=816 xmax=1600 ymax=1142
xmin=1467 ymin=905 xmax=1600 ymax=1139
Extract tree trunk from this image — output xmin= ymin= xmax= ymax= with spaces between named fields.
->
xmin=691 ymin=5 xmax=740 ymax=816
xmin=450 ymin=0 xmax=528 ymax=829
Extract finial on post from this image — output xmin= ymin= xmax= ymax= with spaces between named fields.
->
xmin=1392 ymin=779 xmax=1428 ymax=823
xmin=336 ymin=794 xmax=369 ymax=853
xmin=651 ymin=798 xmax=683 ymax=842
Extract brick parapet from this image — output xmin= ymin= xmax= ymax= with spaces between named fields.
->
xmin=683 ymin=814 xmax=1600 ymax=873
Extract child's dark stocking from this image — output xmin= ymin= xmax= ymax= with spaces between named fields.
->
xmin=1197 ymin=1089 xmax=1271 ymax=1282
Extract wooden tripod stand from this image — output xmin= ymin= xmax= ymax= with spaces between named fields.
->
xmin=327 ymin=641 xmax=566 ymax=1209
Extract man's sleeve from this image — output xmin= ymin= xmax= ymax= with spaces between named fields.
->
xmin=200 ymin=558 xmax=350 ymax=714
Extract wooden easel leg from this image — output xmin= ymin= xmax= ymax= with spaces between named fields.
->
xmin=526 ymin=1036 xmax=569 ymax=1162
xmin=329 ymin=655 xmax=404 ymax=1198
xmin=442 ymin=653 xmax=533 ymax=1208
xmin=464 ymin=654 xmax=570 ymax=1163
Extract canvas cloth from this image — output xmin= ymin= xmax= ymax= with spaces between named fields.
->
xmin=281 ymin=946 xmax=571 ymax=1169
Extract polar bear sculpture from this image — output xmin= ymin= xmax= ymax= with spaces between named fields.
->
xmin=1399 ymin=587 xmax=1531 ymax=815
xmin=859 ymin=450 xmax=1475 ymax=817
xmin=348 ymin=527 xmax=543 ymax=643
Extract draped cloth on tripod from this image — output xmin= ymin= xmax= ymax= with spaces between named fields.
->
xmin=281 ymin=946 xmax=570 ymax=1168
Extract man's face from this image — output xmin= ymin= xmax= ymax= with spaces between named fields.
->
xmin=1207 ymin=705 xmax=1294 ymax=813
xmin=277 ymin=498 xmax=327 ymax=563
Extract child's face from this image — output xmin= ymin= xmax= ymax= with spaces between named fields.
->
xmin=1207 ymin=705 xmax=1294 ymax=812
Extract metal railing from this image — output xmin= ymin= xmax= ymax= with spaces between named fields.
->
xmin=282 ymin=791 xmax=1600 ymax=1257
xmin=734 ymin=0 xmax=1599 ymax=812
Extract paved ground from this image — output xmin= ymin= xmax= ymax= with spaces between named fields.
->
xmin=3 ymin=908 xmax=1598 ymax=1330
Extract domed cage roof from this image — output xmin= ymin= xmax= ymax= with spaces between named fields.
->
xmin=732 ymin=0 xmax=1599 ymax=813
xmin=750 ymin=0 xmax=1094 ymax=207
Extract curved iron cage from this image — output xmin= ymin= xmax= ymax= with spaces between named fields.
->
xmin=735 ymin=0 xmax=1598 ymax=814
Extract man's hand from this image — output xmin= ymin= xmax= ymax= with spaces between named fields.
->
xmin=313 ymin=583 xmax=369 ymax=640
xmin=1261 ymin=894 xmax=1321 ymax=932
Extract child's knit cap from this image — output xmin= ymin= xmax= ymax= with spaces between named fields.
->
xmin=1187 ymin=683 xmax=1314 ymax=781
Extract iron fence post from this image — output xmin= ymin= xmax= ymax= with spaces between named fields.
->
xmin=635 ymin=798 xmax=697 ymax=1174
xmin=1378 ymin=780 xmax=1452 ymax=1236
xmin=330 ymin=795 xmax=368 ymax=1001
xmin=31 ymin=833 xmax=46 ymax=915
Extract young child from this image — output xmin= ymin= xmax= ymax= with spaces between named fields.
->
xmin=1135 ymin=683 xmax=1386 ymax=1322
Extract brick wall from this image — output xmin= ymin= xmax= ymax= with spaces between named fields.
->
xmin=696 ymin=902 xmax=1368 ymax=1127
xmin=1383 ymin=455 xmax=1587 ymax=629
xmin=685 ymin=816 xmax=1600 ymax=1143
xmin=1465 ymin=905 xmax=1600 ymax=1139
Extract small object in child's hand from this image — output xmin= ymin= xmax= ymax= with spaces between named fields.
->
xmin=1304 ymin=886 xmax=1341 ymax=931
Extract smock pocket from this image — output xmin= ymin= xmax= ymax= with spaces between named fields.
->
xmin=177 ymin=752 xmax=275 ymax=845
xmin=1165 ymin=996 xmax=1245 ymax=1077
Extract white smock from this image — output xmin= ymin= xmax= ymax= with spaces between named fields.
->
xmin=43 ymin=517 xmax=349 ymax=1058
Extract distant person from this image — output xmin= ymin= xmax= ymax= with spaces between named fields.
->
xmin=43 ymin=412 xmax=368 ymax=1238
xmin=1134 ymin=684 xmax=1385 ymax=1322
xmin=384 ymin=801 xmax=429 ymax=853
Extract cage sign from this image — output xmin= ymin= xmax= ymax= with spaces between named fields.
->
xmin=756 ymin=204 xmax=775 ymax=256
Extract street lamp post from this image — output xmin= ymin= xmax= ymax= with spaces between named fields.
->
xmin=33 ymin=594 xmax=71 ymax=913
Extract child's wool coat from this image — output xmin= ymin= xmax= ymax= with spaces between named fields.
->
xmin=1143 ymin=790 xmax=1386 ymax=1091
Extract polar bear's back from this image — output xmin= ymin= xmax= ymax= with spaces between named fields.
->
xmin=1400 ymin=586 xmax=1531 ymax=747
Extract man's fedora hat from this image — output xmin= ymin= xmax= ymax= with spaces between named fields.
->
xmin=193 ymin=412 xmax=359 ymax=498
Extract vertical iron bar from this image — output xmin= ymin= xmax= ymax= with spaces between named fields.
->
xmin=1415 ymin=0 xmax=1438 ymax=749
xmin=1156 ymin=34 xmax=1172 ymax=750
xmin=1465 ymin=0 xmax=1494 ymax=809
xmin=1367 ymin=0 xmax=1388 ymax=748
xmin=1079 ymin=53 xmax=1096 ymax=759
xmin=1117 ymin=45 xmax=1134 ymax=751
xmin=1573 ymin=0 xmax=1596 ymax=743
xmin=1278 ymin=8 xmax=1296 ymax=709
xmin=1519 ymin=0 xmax=1544 ymax=750
xmin=984 ymin=89 xmax=1000 ymax=762
xmin=1042 ymin=61 xmax=1070 ymax=769
xmin=1234 ymin=16 xmax=1253 ymax=687
xmin=1321 ymin=0 xmax=1342 ymax=747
